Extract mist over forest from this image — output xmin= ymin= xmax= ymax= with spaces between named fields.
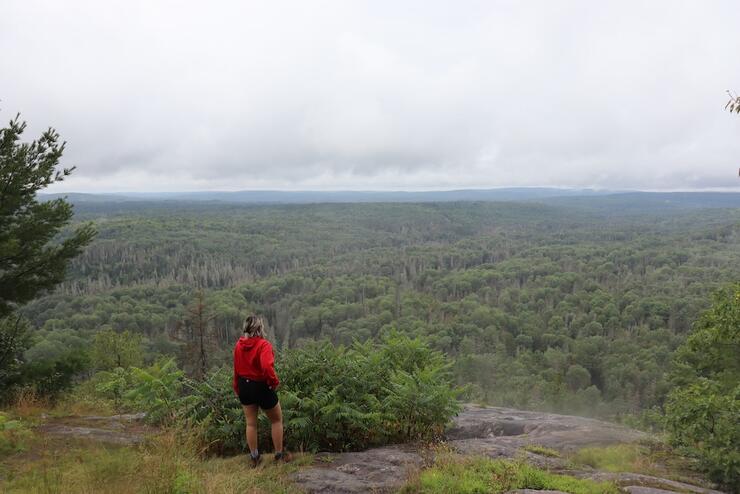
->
xmin=21 ymin=194 xmax=740 ymax=417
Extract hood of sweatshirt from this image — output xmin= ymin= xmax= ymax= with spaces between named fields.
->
xmin=237 ymin=335 xmax=263 ymax=350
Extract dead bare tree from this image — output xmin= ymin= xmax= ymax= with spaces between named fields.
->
xmin=725 ymin=90 xmax=740 ymax=114
xmin=172 ymin=291 xmax=216 ymax=380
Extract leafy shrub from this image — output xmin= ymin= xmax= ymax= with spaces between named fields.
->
xmin=21 ymin=348 xmax=90 ymax=401
xmin=0 ymin=316 xmax=31 ymax=403
xmin=179 ymin=333 xmax=462 ymax=454
xmin=276 ymin=340 xmax=387 ymax=451
xmin=0 ymin=412 xmax=34 ymax=457
xmin=179 ymin=367 xmax=245 ymax=455
xmin=665 ymin=380 xmax=739 ymax=489
xmin=89 ymin=358 xmax=185 ymax=420
xmin=664 ymin=284 xmax=740 ymax=491
xmin=81 ymin=334 xmax=462 ymax=455
xmin=125 ymin=358 xmax=185 ymax=424
xmin=277 ymin=332 xmax=463 ymax=452
xmin=92 ymin=367 xmax=132 ymax=410
xmin=382 ymin=365 xmax=462 ymax=441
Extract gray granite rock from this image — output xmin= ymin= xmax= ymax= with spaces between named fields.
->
xmin=446 ymin=436 xmax=566 ymax=469
xmin=506 ymin=491 xmax=570 ymax=494
xmin=37 ymin=424 xmax=147 ymax=445
xmin=577 ymin=472 xmax=724 ymax=494
xmin=447 ymin=404 xmax=647 ymax=451
xmin=624 ymin=487 xmax=689 ymax=494
xmin=292 ymin=405 xmax=726 ymax=494
xmin=37 ymin=412 xmax=150 ymax=445
xmin=293 ymin=446 xmax=422 ymax=494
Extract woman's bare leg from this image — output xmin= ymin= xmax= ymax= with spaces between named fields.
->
xmin=263 ymin=402 xmax=283 ymax=453
xmin=243 ymin=404 xmax=259 ymax=454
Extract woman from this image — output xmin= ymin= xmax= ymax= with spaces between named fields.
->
xmin=232 ymin=315 xmax=287 ymax=466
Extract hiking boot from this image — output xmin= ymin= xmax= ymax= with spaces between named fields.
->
xmin=250 ymin=453 xmax=262 ymax=468
xmin=273 ymin=451 xmax=291 ymax=463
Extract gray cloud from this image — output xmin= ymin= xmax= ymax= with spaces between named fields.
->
xmin=1 ymin=0 xmax=739 ymax=192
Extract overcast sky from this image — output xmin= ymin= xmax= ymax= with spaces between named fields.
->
xmin=2 ymin=1 xmax=740 ymax=192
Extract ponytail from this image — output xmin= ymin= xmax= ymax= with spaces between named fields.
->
xmin=243 ymin=315 xmax=265 ymax=337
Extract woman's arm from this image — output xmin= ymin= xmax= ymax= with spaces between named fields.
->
xmin=232 ymin=345 xmax=239 ymax=395
xmin=259 ymin=341 xmax=280 ymax=389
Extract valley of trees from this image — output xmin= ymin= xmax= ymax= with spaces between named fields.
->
xmin=15 ymin=199 xmax=740 ymax=420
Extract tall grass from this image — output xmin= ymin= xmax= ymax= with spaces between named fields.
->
xmin=568 ymin=442 xmax=704 ymax=485
xmin=1 ymin=425 xmax=310 ymax=494
xmin=571 ymin=444 xmax=647 ymax=473
xmin=400 ymin=453 xmax=620 ymax=494
xmin=0 ymin=412 xmax=36 ymax=458
xmin=3 ymin=441 xmax=141 ymax=494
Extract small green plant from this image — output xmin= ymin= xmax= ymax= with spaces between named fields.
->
xmin=522 ymin=444 xmax=561 ymax=458
xmin=53 ymin=384 xmax=116 ymax=416
xmin=571 ymin=444 xmax=645 ymax=472
xmin=92 ymin=366 xmax=132 ymax=410
xmin=0 ymin=412 xmax=35 ymax=457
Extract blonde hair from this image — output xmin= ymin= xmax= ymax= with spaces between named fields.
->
xmin=243 ymin=315 xmax=265 ymax=337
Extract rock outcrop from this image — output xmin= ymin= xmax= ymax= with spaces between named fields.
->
xmin=292 ymin=404 xmax=723 ymax=494
xmin=577 ymin=473 xmax=723 ymax=494
xmin=37 ymin=407 xmax=723 ymax=493
xmin=446 ymin=405 xmax=647 ymax=447
xmin=38 ymin=412 xmax=150 ymax=445
xmin=293 ymin=446 xmax=423 ymax=493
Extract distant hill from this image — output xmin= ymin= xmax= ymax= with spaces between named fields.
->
xmin=40 ymin=187 xmax=614 ymax=204
xmin=542 ymin=191 xmax=740 ymax=212
xmin=38 ymin=192 xmax=137 ymax=203
xmin=133 ymin=187 xmax=617 ymax=203
xmin=38 ymin=188 xmax=740 ymax=211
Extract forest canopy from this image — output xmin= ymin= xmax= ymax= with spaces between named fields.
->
xmin=14 ymin=198 xmax=740 ymax=420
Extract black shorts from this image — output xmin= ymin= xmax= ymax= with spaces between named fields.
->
xmin=237 ymin=377 xmax=279 ymax=410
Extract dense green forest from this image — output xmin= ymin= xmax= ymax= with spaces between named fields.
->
xmin=18 ymin=199 xmax=740 ymax=419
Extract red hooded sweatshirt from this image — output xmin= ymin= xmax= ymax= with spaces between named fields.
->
xmin=232 ymin=336 xmax=280 ymax=394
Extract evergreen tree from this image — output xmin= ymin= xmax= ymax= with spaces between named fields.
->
xmin=0 ymin=114 xmax=96 ymax=316
xmin=0 ymin=316 xmax=29 ymax=394
xmin=665 ymin=284 xmax=740 ymax=490
xmin=0 ymin=113 xmax=95 ymax=398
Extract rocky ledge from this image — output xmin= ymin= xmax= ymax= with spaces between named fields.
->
xmin=37 ymin=412 xmax=151 ymax=445
xmin=292 ymin=404 xmax=724 ymax=494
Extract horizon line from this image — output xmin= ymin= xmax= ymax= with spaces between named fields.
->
xmin=40 ymin=186 xmax=740 ymax=195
